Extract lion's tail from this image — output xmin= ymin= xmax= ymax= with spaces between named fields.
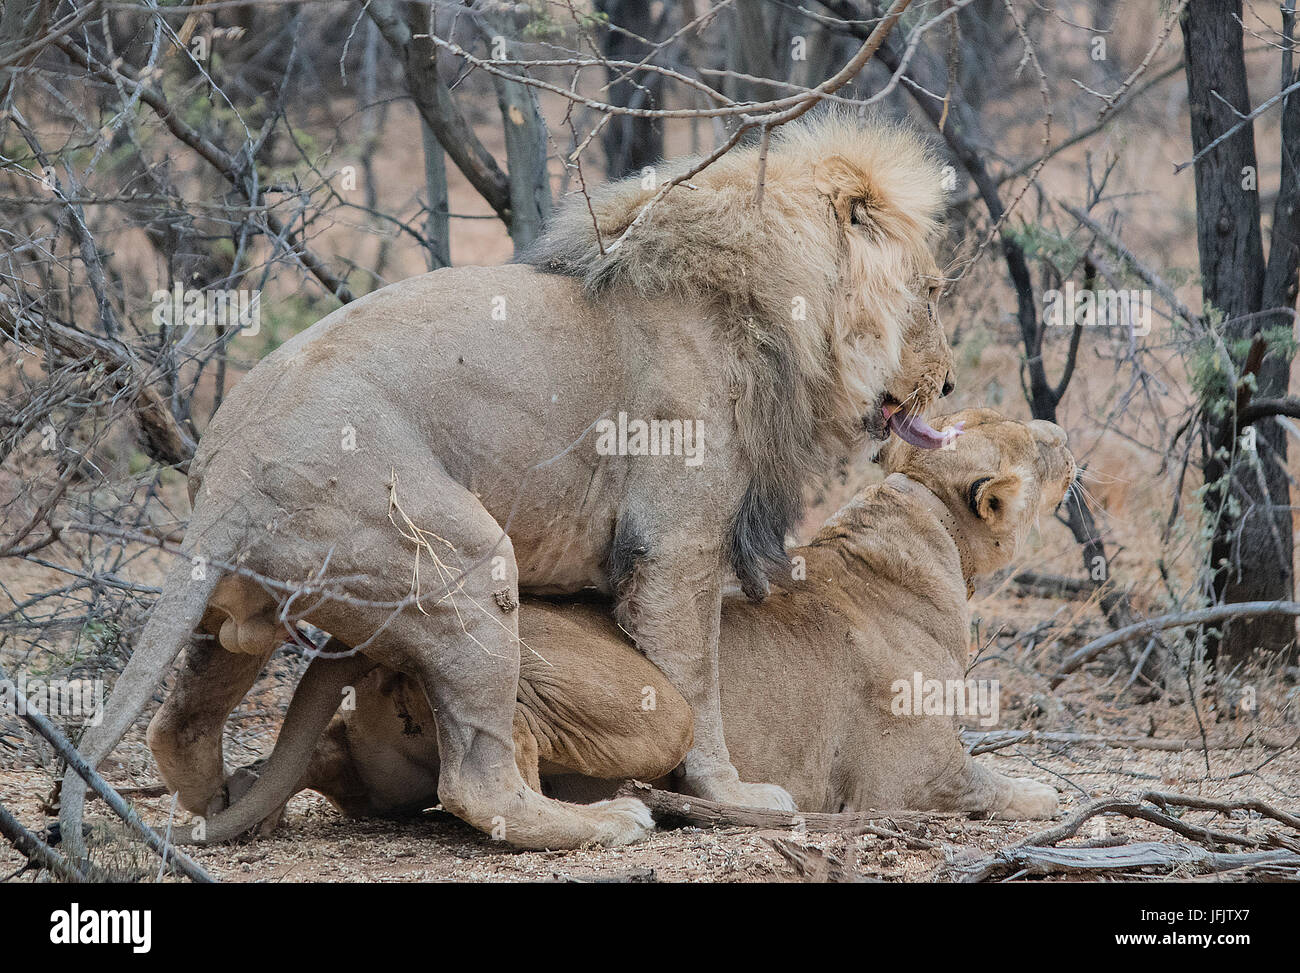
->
xmin=59 ymin=553 xmax=225 ymax=862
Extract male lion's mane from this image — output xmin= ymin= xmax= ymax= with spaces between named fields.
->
xmin=524 ymin=112 xmax=946 ymax=596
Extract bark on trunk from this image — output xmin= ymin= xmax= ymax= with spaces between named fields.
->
xmin=596 ymin=0 xmax=665 ymax=178
xmin=1183 ymin=0 xmax=1296 ymax=665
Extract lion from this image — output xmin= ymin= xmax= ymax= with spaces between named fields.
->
xmin=185 ymin=409 xmax=1071 ymax=841
xmin=61 ymin=112 xmax=957 ymax=854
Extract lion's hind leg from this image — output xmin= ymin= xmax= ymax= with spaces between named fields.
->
xmin=337 ymin=466 xmax=652 ymax=849
xmin=145 ymin=578 xmax=280 ymax=818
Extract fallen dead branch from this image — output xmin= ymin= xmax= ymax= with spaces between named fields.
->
xmin=1051 ymin=601 xmax=1300 ymax=687
xmin=102 ymin=783 xmax=171 ymax=800
xmin=1142 ymin=791 xmax=1300 ymax=832
xmin=618 ymin=780 xmax=937 ymax=847
xmin=955 ymin=840 xmax=1300 ymax=881
xmin=963 ymin=729 xmax=1296 ymax=755
xmin=1024 ymin=794 xmax=1293 ymax=851
xmin=953 ymin=790 xmax=1300 ymax=882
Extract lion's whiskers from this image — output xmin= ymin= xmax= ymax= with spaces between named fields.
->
xmin=896 ymin=385 xmax=924 ymax=416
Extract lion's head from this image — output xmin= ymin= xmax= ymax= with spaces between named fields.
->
xmin=525 ymin=111 xmax=954 ymax=595
xmin=871 ymin=283 xmax=956 ymax=445
xmin=878 ymin=408 xmax=1076 ymax=577
xmin=800 ymin=123 xmax=954 ymax=446
xmin=527 ymin=111 xmax=952 ymax=447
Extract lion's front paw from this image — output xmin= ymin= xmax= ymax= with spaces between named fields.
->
xmin=585 ymin=797 xmax=656 ymax=846
xmin=994 ymin=778 xmax=1058 ymax=820
xmin=693 ymin=777 xmax=798 ymax=812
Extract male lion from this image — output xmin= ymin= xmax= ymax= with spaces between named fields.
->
xmin=61 ymin=114 xmax=956 ymax=853
xmin=186 ymin=409 xmax=1071 ymax=840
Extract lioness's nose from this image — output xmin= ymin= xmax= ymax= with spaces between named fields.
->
xmin=940 ymin=374 xmax=955 ymax=397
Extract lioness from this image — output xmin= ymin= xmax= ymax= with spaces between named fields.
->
xmin=62 ymin=114 xmax=957 ymax=852
xmin=195 ymin=409 xmax=1070 ymax=838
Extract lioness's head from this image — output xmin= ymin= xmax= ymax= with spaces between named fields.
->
xmin=879 ymin=408 xmax=1076 ymax=576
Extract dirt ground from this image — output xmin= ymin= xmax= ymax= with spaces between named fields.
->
xmin=3 ymin=730 xmax=1295 ymax=883
xmin=3 ymin=587 xmax=1296 ymax=884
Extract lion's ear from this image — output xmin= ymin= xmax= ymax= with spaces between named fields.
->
xmin=813 ymin=155 xmax=867 ymax=226
xmin=967 ymin=473 xmax=1023 ymax=527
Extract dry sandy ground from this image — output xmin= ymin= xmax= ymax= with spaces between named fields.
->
xmin=3 ymin=620 xmax=1296 ymax=884
xmin=3 ymin=736 xmax=1295 ymax=883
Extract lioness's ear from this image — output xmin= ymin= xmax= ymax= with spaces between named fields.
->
xmin=967 ymin=473 xmax=1023 ymax=526
xmin=813 ymin=155 xmax=867 ymax=226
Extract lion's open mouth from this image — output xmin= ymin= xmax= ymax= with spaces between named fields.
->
xmin=882 ymin=398 xmax=965 ymax=450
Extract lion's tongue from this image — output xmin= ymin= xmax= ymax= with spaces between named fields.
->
xmin=887 ymin=410 xmax=965 ymax=450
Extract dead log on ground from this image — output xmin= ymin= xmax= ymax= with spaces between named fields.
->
xmin=955 ymin=841 xmax=1300 ymax=882
xmin=617 ymin=780 xmax=939 ymax=848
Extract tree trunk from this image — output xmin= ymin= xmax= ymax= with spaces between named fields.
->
xmin=474 ymin=6 xmax=553 ymax=251
xmin=1182 ymin=0 xmax=1296 ymax=665
xmin=595 ymin=0 xmax=665 ymax=178
xmin=729 ymin=0 xmax=795 ymax=104
xmin=404 ymin=4 xmax=451 ymax=268
xmin=365 ymin=0 xmax=512 ymax=233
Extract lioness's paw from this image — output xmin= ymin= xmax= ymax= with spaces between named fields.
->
xmin=697 ymin=778 xmax=798 ymax=813
xmin=995 ymin=778 xmax=1058 ymax=820
xmin=586 ymin=797 xmax=655 ymax=846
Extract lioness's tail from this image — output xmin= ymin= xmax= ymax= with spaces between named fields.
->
xmin=184 ymin=643 xmax=375 ymax=845
xmin=59 ymin=555 xmax=224 ymax=863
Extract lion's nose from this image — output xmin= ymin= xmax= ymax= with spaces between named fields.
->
xmin=940 ymin=374 xmax=955 ymax=397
